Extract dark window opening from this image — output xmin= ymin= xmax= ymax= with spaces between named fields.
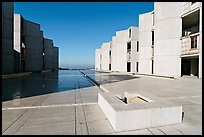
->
xmin=129 ymin=29 xmax=131 ymax=38
xmin=127 ymin=42 xmax=131 ymax=52
xmin=127 ymin=62 xmax=131 ymax=72
xmin=136 ymin=62 xmax=139 ymax=72
xmin=151 ymin=60 xmax=154 ymax=74
xmin=109 ymin=51 xmax=111 ymax=56
xmin=137 ymin=41 xmax=139 ymax=52
xmin=152 ymin=31 xmax=154 ymax=45
xmin=109 ymin=64 xmax=111 ymax=70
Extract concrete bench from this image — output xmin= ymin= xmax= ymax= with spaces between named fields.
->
xmin=98 ymin=91 xmax=182 ymax=132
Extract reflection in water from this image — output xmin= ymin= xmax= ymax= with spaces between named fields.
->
xmin=2 ymin=70 xmax=139 ymax=102
xmin=2 ymin=70 xmax=94 ymax=101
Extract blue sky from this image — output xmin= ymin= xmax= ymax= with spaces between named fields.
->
xmin=14 ymin=2 xmax=154 ymax=68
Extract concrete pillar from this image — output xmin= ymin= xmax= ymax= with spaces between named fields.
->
xmin=199 ymin=4 xmax=202 ymax=78
xmin=2 ymin=2 xmax=14 ymax=74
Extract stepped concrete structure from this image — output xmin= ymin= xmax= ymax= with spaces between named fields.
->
xmin=95 ymin=2 xmax=202 ymax=78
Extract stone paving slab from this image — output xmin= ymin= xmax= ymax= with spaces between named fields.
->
xmin=2 ymin=72 xmax=202 ymax=135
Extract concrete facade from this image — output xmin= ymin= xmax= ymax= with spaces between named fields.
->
xmin=53 ymin=46 xmax=59 ymax=70
xmin=101 ymin=42 xmax=111 ymax=71
xmin=95 ymin=49 xmax=102 ymax=70
xmin=96 ymin=27 xmax=139 ymax=73
xmin=2 ymin=2 xmax=14 ymax=75
xmin=95 ymin=2 xmax=202 ymax=78
xmin=180 ymin=2 xmax=202 ymax=78
xmin=154 ymin=2 xmax=183 ymax=78
xmin=43 ymin=38 xmax=54 ymax=70
xmin=13 ymin=14 xmax=59 ymax=73
xmin=138 ymin=11 xmax=154 ymax=75
xmin=14 ymin=14 xmax=43 ymax=72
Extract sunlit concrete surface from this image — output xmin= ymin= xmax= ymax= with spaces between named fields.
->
xmin=2 ymin=70 xmax=202 ymax=135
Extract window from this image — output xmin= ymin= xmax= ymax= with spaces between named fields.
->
xmin=136 ymin=62 xmax=139 ymax=72
xmin=191 ymin=36 xmax=197 ymax=49
xmin=127 ymin=42 xmax=131 ymax=52
xmin=137 ymin=41 xmax=139 ymax=52
xmin=129 ymin=29 xmax=131 ymax=38
xmin=109 ymin=51 xmax=111 ymax=56
xmin=151 ymin=60 xmax=154 ymax=74
xmin=152 ymin=31 xmax=154 ymax=45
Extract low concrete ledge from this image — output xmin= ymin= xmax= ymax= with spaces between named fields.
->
xmin=132 ymin=73 xmax=175 ymax=79
xmin=98 ymin=91 xmax=182 ymax=132
xmin=2 ymin=72 xmax=32 ymax=79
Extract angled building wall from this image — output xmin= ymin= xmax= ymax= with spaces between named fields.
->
xmin=14 ymin=14 xmax=44 ymax=73
xmin=95 ymin=48 xmax=102 ymax=70
xmin=138 ymin=11 xmax=154 ymax=75
xmin=2 ymin=2 xmax=14 ymax=74
xmin=53 ymin=46 xmax=59 ymax=70
xmin=154 ymin=2 xmax=183 ymax=78
xmin=101 ymin=42 xmax=111 ymax=71
xmin=24 ymin=20 xmax=43 ymax=72
xmin=43 ymin=38 xmax=54 ymax=70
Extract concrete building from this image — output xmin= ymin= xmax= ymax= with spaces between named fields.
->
xmin=101 ymin=42 xmax=111 ymax=71
xmin=96 ymin=27 xmax=139 ymax=72
xmin=14 ymin=14 xmax=44 ymax=72
xmin=138 ymin=11 xmax=154 ymax=75
xmin=14 ymin=14 xmax=59 ymax=73
xmin=52 ymin=46 xmax=59 ymax=70
xmin=180 ymin=2 xmax=202 ymax=78
xmin=43 ymin=38 xmax=54 ymax=70
xmin=95 ymin=48 xmax=102 ymax=70
xmin=95 ymin=2 xmax=202 ymax=78
xmin=2 ymin=2 xmax=14 ymax=75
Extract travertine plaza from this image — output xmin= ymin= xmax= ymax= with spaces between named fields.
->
xmin=95 ymin=2 xmax=202 ymax=79
xmin=2 ymin=2 xmax=202 ymax=135
xmin=2 ymin=2 xmax=59 ymax=75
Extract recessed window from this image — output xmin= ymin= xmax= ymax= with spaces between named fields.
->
xmin=137 ymin=41 xmax=139 ymax=52
xmin=129 ymin=29 xmax=131 ymax=38
xmin=152 ymin=31 xmax=154 ymax=45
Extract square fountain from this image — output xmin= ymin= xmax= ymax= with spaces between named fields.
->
xmin=98 ymin=91 xmax=182 ymax=132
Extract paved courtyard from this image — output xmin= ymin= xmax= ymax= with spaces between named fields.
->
xmin=2 ymin=71 xmax=202 ymax=135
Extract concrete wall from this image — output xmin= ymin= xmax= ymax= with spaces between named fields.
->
xmin=43 ymin=38 xmax=54 ymax=70
xmin=139 ymin=11 xmax=154 ymax=74
xmin=2 ymin=2 xmax=14 ymax=74
xmin=129 ymin=27 xmax=139 ymax=73
xmin=23 ymin=20 xmax=43 ymax=72
xmin=111 ymin=30 xmax=128 ymax=72
xmin=53 ymin=46 xmax=59 ymax=70
xmin=154 ymin=2 xmax=183 ymax=77
xmin=101 ymin=42 xmax=111 ymax=71
xmin=95 ymin=48 xmax=101 ymax=70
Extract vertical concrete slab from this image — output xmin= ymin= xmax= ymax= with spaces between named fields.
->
xmin=95 ymin=48 xmax=102 ymax=70
xmin=154 ymin=2 xmax=183 ymax=78
xmin=53 ymin=46 xmax=59 ymax=70
xmin=43 ymin=38 xmax=54 ymax=70
xmin=2 ymin=2 xmax=14 ymax=74
xmin=139 ymin=11 xmax=154 ymax=74
xmin=23 ymin=19 xmax=43 ymax=72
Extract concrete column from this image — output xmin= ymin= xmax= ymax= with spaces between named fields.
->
xmin=2 ymin=2 xmax=14 ymax=74
xmin=199 ymin=4 xmax=202 ymax=78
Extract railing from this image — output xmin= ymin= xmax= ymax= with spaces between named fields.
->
xmin=181 ymin=33 xmax=199 ymax=55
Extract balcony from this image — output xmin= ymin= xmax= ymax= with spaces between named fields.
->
xmin=181 ymin=33 xmax=199 ymax=55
